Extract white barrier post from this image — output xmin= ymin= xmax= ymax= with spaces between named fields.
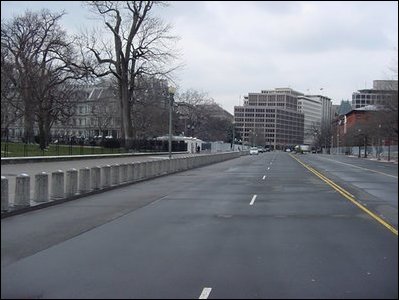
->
xmin=1 ymin=176 xmax=9 ymax=212
xmin=111 ymin=164 xmax=120 ymax=185
xmin=91 ymin=166 xmax=101 ymax=190
xmin=34 ymin=172 xmax=49 ymax=203
xmin=15 ymin=173 xmax=30 ymax=208
xmin=66 ymin=168 xmax=78 ymax=197
xmin=102 ymin=165 xmax=111 ymax=188
xmin=51 ymin=170 xmax=64 ymax=199
xmin=133 ymin=162 xmax=140 ymax=180
xmin=120 ymin=164 xmax=128 ymax=183
xmin=141 ymin=162 xmax=147 ymax=179
xmin=127 ymin=163 xmax=134 ymax=182
xmin=79 ymin=167 xmax=91 ymax=194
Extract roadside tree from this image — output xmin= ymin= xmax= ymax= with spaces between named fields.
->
xmin=82 ymin=1 xmax=180 ymax=149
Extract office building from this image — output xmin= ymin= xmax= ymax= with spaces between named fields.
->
xmin=352 ymin=80 xmax=398 ymax=109
xmin=234 ymin=88 xmax=304 ymax=149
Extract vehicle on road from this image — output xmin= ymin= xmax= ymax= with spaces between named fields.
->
xmin=250 ymin=147 xmax=259 ymax=155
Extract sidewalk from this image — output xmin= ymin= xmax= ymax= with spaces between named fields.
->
xmin=347 ymin=155 xmax=398 ymax=164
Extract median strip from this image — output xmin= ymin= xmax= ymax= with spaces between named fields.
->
xmin=290 ymin=154 xmax=398 ymax=236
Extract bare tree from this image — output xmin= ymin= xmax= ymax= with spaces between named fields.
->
xmin=131 ymin=76 xmax=169 ymax=139
xmin=88 ymin=85 xmax=120 ymax=139
xmin=175 ymin=89 xmax=215 ymax=137
xmin=1 ymin=50 xmax=23 ymax=139
xmin=307 ymin=121 xmax=331 ymax=151
xmin=1 ymin=9 xmax=87 ymax=148
xmin=175 ymin=88 xmax=234 ymax=142
xmin=82 ymin=1 xmax=180 ymax=149
xmin=344 ymin=118 xmax=376 ymax=158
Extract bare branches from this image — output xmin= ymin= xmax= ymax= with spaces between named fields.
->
xmin=82 ymin=1 xmax=181 ymax=147
xmin=1 ymin=9 xmax=88 ymax=147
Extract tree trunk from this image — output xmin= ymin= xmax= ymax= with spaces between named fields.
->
xmin=120 ymin=82 xmax=133 ymax=150
xmin=23 ymin=110 xmax=35 ymax=143
xmin=38 ymin=119 xmax=46 ymax=150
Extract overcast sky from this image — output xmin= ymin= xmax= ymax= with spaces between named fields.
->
xmin=2 ymin=1 xmax=398 ymax=114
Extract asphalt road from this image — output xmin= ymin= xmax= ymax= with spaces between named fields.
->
xmin=1 ymin=152 xmax=398 ymax=298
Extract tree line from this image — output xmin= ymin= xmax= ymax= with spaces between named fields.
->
xmin=1 ymin=1 xmax=234 ymax=150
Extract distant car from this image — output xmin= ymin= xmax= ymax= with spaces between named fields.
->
xmin=258 ymin=147 xmax=265 ymax=153
xmin=285 ymin=148 xmax=291 ymax=152
xmin=250 ymin=147 xmax=259 ymax=155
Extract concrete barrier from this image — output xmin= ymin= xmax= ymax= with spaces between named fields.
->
xmin=102 ymin=165 xmax=111 ymax=188
xmin=2 ymin=152 xmax=246 ymax=217
xmin=66 ymin=168 xmax=78 ymax=197
xmin=120 ymin=164 xmax=128 ymax=183
xmin=79 ymin=167 xmax=91 ymax=194
xmin=162 ymin=159 xmax=169 ymax=175
xmin=51 ymin=170 xmax=64 ymax=199
xmin=111 ymin=164 xmax=120 ymax=186
xmin=1 ymin=176 xmax=8 ymax=212
xmin=91 ymin=166 xmax=101 ymax=190
xmin=141 ymin=162 xmax=147 ymax=179
xmin=15 ymin=173 xmax=30 ymax=208
xmin=132 ymin=162 xmax=139 ymax=181
xmin=127 ymin=163 xmax=134 ymax=182
xmin=147 ymin=161 xmax=154 ymax=178
xmin=34 ymin=172 xmax=49 ymax=203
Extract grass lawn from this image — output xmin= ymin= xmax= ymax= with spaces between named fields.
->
xmin=1 ymin=142 xmax=126 ymax=157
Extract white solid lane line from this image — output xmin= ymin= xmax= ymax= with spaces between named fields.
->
xmin=262 ymin=175 xmax=266 ymax=180
xmin=199 ymin=287 xmax=212 ymax=299
xmin=250 ymin=194 xmax=257 ymax=205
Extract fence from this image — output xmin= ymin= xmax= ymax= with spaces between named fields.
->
xmin=1 ymin=140 xmax=187 ymax=158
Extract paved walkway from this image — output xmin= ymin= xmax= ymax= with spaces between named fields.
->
xmin=347 ymin=155 xmax=398 ymax=164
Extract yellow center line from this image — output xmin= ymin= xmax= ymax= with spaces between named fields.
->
xmin=290 ymin=154 xmax=398 ymax=236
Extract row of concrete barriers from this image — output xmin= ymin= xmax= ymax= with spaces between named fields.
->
xmin=1 ymin=151 xmax=246 ymax=216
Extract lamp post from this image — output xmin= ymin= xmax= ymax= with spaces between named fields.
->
xmin=357 ymin=129 xmax=362 ymax=158
xmin=377 ymin=124 xmax=381 ymax=160
xmin=168 ymin=86 xmax=176 ymax=159
xmin=232 ymin=121 xmax=235 ymax=151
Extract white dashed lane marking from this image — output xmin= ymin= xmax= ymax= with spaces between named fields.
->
xmin=199 ymin=287 xmax=212 ymax=299
xmin=250 ymin=194 xmax=257 ymax=206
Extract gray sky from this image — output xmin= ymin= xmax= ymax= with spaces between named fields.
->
xmin=2 ymin=1 xmax=398 ymax=114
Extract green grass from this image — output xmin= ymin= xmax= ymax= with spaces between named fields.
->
xmin=1 ymin=142 xmax=126 ymax=158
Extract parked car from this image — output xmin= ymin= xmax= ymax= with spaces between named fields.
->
xmin=250 ymin=147 xmax=259 ymax=155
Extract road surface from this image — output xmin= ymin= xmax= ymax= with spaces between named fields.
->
xmin=2 ymin=152 xmax=397 ymax=298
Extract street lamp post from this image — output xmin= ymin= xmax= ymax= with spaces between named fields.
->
xmin=357 ymin=129 xmax=362 ymax=158
xmin=377 ymin=124 xmax=381 ymax=160
xmin=168 ymin=86 xmax=176 ymax=159
xmin=232 ymin=121 xmax=235 ymax=151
